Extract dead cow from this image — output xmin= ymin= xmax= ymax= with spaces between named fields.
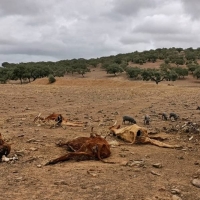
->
xmin=45 ymin=133 xmax=113 ymax=165
xmin=144 ymin=114 xmax=150 ymax=125
xmin=109 ymin=123 xmax=180 ymax=148
xmin=122 ymin=116 xmax=136 ymax=125
xmin=0 ymin=133 xmax=11 ymax=161
xmin=34 ymin=113 xmax=85 ymax=128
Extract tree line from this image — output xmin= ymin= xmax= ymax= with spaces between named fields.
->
xmin=0 ymin=59 xmax=92 ymax=84
xmin=1 ymin=47 xmax=200 ymax=84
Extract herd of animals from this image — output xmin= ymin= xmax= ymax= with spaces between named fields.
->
xmin=0 ymin=110 xmax=186 ymax=165
xmin=123 ymin=112 xmax=179 ymax=125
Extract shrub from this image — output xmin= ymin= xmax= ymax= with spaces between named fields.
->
xmin=48 ymin=74 xmax=56 ymax=83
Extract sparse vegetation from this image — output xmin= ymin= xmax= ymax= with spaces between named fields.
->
xmin=193 ymin=66 xmax=200 ymax=79
xmin=48 ymin=74 xmax=56 ymax=83
xmin=1 ymin=47 xmax=200 ymax=84
xmin=105 ymin=63 xmax=124 ymax=76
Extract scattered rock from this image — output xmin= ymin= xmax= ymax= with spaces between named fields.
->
xmin=171 ymin=188 xmax=181 ymax=194
xmin=172 ymin=195 xmax=182 ymax=200
xmin=93 ymin=185 xmax=100 ymax=190
xmin=29 ymin=147 xmax=38 ymax=151
xmin=181 ymin=122 xmax=200 ymax=134
xmin=119 ymin=154 xmax=126 ymax=158
xmin=87 ymin=170 xmax=98 ymax=177
xmin=81 ymin=185 xmax=87 ymax=189
xmin=151 ymin=171 xmax=161 ymax=176
xmin=120 ymin=161 xmax=128 ymax=166
xmin=128 ymin=160 xmax=145 ymax=167
xmin=17 ymin=134 xmax=24 ymax=137
xmin=54 ymin=180 xmax=68 ymax=185
xmin=15 ymin=150 xmax=25 ymax=156
xmin=15 ymin=177 xmax=23 ymax=181
xmin=152 ymin=163 xmax=162 ymax=168
xmin=158 ymin=187 xmax=166 ymax=192
xmin=192 ymin=179 xmax=200 ymax=188
xmin=194 ymin=161 xmax=199 ymax=165
xmin=193 ymin=169 xmax=200 ymax=178
xmin=113 ymin=111 xmax=119 ymax=115
xmin=27 ymin=138 xmax=37 ymax=143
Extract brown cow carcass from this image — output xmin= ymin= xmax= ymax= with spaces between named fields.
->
xmin=34 ymin=113 xmax=85 ymax=128
xmin=45 ymin=133 xmax=113 ymax=165
xmin=0 ymin=133 xmax=11 ymax=162
xmin=109 ymin=123 xmax=181 ymax=148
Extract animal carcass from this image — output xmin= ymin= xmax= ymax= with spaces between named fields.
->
xmin=0 ymin=133 xmax=11 ymax=161
xmin=109 ymin=124 xmax=180 ymax=148
xmin=34 ymin=113 xmax=85 ymax=128
xmin=45 ymin=134 xmax=113 ymax=165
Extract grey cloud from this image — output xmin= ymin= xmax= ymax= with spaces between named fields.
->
xmin=0 ymin=0 xmax=45 ymax=16
xmin=120 ymin=33 xmax=150 ymax=45
xmin=132 ymin=15 xmax=182 ymax=34
xmin=130 ymin=10 xmax=198 ymax=37
xmin=181 ymin=0 xmax=200 ymax=19
xmin=111 ymin=0 xmax=157 ymax=16
xmin=0 ymin=0 xmax=200 ymax=64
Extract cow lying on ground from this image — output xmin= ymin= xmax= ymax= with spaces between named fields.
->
xmin=34 ymin=113 xmax=85 ymax=128
xmin=122 ymin=116 xmax=136 ymax=125
xmin=45 ymin=130 xmax=113 ymax=165
xmin=109 ymin=123 xmax=180 ymax=148
xmin=0 ymin=133 xmax=11 ymax=162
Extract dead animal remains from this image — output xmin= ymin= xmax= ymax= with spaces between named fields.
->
xmin=109 ymin=123 xmax=180 ymax=148
xmin=0 ymin=133 xmax=11 ymax=162
xmin=34 ymin=113 xmax=85 ymax=128
xmin=45 ymin=130 xmax=113 ymax=165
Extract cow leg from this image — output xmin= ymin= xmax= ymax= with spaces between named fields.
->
xmin=45 ymin=152 xmax=92 ymax=165
xmin=149 ymin=135 xmax=168 ymax=141
xmin=144 ymin=138 xmax=181 ymax=148
xmin=63 ymin=121 xmax=83 ymax=127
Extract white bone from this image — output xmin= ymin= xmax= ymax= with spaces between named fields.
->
xmin=2 ymin=155 xmax=10 ymax=162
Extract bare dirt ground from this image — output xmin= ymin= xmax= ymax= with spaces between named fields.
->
xmin=1 ymin=67 xmax=200 ymax=200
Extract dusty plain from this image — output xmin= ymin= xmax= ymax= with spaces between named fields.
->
xmin=0 ymin=66 xmax=200 ymax=200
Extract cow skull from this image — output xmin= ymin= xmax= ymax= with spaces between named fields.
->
xmin=109 ymin=124 xmax=181 ymax=148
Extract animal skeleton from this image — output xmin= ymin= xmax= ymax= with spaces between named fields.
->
xmin=34 ymin=113 xmax=85 ymax=128
xmin=0 ymin=133 xmax=11 ymax=162
xmin=109 ymin=123 xmax=181 ymax=148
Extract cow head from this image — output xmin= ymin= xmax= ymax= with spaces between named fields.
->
xmin=109 ymin=123 xmax=148 ymax=144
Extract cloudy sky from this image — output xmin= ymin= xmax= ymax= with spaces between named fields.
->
xmin=0 ymin=0 xmax=200 ymax=64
